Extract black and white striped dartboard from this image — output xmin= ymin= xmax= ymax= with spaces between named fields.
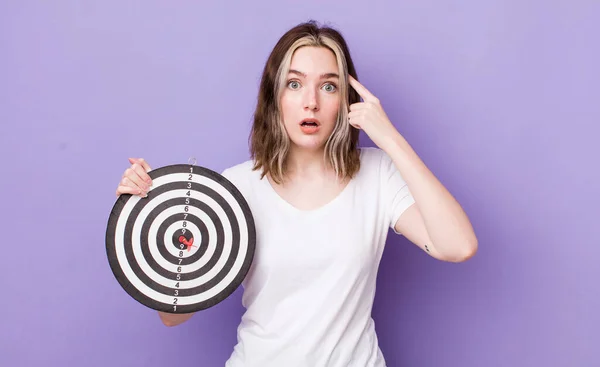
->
xmin=105 ymin=161 xmax=255 ymax=314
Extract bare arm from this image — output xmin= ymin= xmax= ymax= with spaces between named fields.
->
xmin=347 ymin=75 xmax=477 ymax=262
xmin=386 ymin=132 xmax=478 ymax=262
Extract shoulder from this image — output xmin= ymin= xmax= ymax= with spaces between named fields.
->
xmin=355 ymin=146 xmax=409 ymax=194
xmin=219 ymin=159 xmax=261 ymax=194
xmin=359 ymin=146 xmax=387 ymax=163
xmin=357 ymin=146 xmax=394 ymax=177
xmin=220 ymin=159 xmax=255 ymax=180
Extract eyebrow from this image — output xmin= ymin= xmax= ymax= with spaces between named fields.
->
xmin=288 ymin=69 xmax=339 ymax=79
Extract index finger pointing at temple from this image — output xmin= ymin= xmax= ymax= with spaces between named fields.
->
xmin=348 ymin=75 xmax=377 ymax=102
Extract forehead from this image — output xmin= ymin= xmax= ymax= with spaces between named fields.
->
xmin=289 ymin=46 xmax=338 ymax=75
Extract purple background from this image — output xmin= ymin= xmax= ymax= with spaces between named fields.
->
xmin=1 ymin=1 xmax=598 ymax=366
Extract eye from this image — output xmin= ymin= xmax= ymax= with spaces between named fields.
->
xmin=322 ymin=83 xmax=337 ymax=92
xmin=287 ymin=80 xmax=301 ymax=89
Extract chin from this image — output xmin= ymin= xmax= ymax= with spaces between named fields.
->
xmin=289 ymin=135 xmax=328 ymax=151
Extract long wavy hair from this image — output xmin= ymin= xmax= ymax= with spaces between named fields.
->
xmin=249 ymin=20 xmax=361 ymax=184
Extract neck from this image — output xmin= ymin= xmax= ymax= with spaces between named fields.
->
xmin=285 ymin=146 xmax=330 ymax=178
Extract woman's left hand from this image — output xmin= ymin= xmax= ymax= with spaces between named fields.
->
xmin=347 ymin=75 xmax=399 ymax=150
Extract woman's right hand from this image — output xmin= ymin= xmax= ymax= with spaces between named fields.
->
xmin=116 ymin=158 xmax=153 ymax=197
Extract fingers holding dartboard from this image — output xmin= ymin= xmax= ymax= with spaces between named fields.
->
xmin=105 ymin=158 xmax=256 ymax=314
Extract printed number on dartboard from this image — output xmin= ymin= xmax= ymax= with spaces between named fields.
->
xmin=173 ymin=256 xmax=182 ymax=311
xmin=173 ymin=166 xmax=194 ymax=312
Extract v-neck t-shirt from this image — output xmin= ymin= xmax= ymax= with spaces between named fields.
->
xmin=222 ymin=147 xmax=415 ymax=367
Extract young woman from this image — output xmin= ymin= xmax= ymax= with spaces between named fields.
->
xmin=115 ymin=20 xmax=477 ymax=367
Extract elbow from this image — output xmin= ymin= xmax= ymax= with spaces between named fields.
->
xmin=158 ymin=311 xmax=194 ymax=327
xmin=444 ymin=237 xmax=478 ymax=263
xmin=158 ymin=312 xmax=179 ymax=327
xmin=459 ymin=244 xmax=478 ymax=262
xmin=161 ymin=319 xmax=178 ymax=327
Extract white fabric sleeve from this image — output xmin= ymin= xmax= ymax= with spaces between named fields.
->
xmin=380 ymin=150 xmax=415 ymax=234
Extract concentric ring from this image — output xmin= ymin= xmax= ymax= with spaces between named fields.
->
xmin=106 ymin=164 xmax=255 ymax=313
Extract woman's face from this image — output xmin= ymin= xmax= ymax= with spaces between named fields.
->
xmin=279 ymin=46 xmax=341 ymax=152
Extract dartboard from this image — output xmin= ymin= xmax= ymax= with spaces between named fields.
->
xmin=105 ymin=162 xmax=255 ymax=314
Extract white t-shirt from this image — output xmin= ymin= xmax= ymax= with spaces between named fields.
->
xmin=221 ymin=147 xmax=415 ymax=367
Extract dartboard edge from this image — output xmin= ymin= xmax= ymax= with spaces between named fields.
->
xmin=105 ymin=164 xmax=256 ymax=314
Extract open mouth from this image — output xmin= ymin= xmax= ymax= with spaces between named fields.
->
xmin=299 ymin=119 xmax=321 ymax=134
xmin=300 ymin=119 xmax=320 ymax=127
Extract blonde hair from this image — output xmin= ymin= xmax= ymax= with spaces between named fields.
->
xmin=249 ymin=21 xmax=361 ymax=184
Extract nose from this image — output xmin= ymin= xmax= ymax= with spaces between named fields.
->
xmin=303 ymin=88 xmax=319 ymax=111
